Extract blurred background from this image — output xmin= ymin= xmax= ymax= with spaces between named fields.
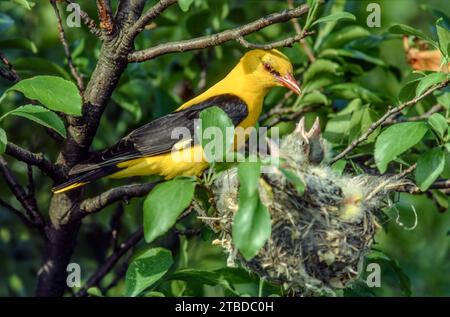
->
xmin=0 ymin=0 xmax=449 ymax=296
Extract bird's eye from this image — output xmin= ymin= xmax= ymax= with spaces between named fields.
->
xmin=263 ymin=62 xmax=280 ymax=77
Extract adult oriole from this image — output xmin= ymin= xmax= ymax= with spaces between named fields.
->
xmin=53 ymin=49 xmax=301 ymax=194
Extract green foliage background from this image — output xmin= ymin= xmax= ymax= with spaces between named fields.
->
xmin=0 ymin=0 xmax=449 ymax=296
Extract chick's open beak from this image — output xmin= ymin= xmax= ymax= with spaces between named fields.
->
xmin=277 ymin=73 xmax=302 ymax=95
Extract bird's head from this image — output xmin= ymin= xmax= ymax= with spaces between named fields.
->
xmin=240 ymin=49 xmax=301 ymax=95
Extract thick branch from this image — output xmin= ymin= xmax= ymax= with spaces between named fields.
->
xmin=50 ymin=0 xmax=85 ymax=91
xmin=5 ymin=142 xmax=62 ymax=181
xmin=0 ymin=156 xmax=45 ymax=227
xmin=128 ymin=4 xmax=310 ymax=62
xmin=236 ymin=31 xmax=314 ymax=49
xmin=80 ymin=182 xmax=160 ymax=215
xmin=64 ymin=0 xmax=102 ymax=37
xmin=130 ymin=0 xmax=177 ymax=36
xmin=331 ymin=79 xmax=450 ymax=163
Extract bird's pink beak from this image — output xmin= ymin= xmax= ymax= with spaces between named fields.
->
xmin=277 ymin=73 xmax=302 ymax=95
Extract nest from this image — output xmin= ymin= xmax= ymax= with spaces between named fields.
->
xmin=198 ymin=120 xmax=406 ymax=296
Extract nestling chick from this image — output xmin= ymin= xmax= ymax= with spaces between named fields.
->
xmin=205 ymin=117 xmax=403 ymax=295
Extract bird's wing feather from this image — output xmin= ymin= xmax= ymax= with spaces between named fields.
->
xmin=69 ymin=94 xmax=248 ymax=175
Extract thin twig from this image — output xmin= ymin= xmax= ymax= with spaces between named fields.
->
xmin=5 ymin=142 xmax=62 ymax=181
xmin=50 ymin=0 xmax=85 ymax=91
xmin=0 ymin=199 xmax=35 ymax=228
xmin=287 ymin=0 xmax=315 ymax=63
xmin=128 ymin=4 xmax=310 ymax=62
xmin=75 ymin=227 xmax=144 ymax=297
xmin=0 ymin=52 xmax=20 ymax=83
xmin=383 ymin=104 xmax=444 ymax=126
xmin=0 ymin=156 xmax=45 ymax=227
xmin=331 ymin=79 xmax=450 ymax=163
xmin=80 ymin=181 xmax=161 ymax=215
xmin=130 ymin=0 xmax=177 ymax=36
xmin=64 ymin=0 xmax=102 ymax=37
xmin=236 ymin=31 xmax=315 ymax=50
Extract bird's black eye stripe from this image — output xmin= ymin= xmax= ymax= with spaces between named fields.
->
xmin=263 ymin=62 xmax=280 ymax=77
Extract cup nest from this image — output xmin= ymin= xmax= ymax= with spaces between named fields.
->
xmin=198 ymin=119 xmax=407 ymax=296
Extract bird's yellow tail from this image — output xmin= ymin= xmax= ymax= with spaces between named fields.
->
xmin=52 ymin=181 xmax=88 ymax=194
xmin=52 ymin=165 xmax=122 ymax=194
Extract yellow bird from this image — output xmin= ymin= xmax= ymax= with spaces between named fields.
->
xmin=53 ymin=49 xmax=301 ymax=194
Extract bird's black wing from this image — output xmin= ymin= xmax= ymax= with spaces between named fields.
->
xmin=69 ymin=94 xmax=248 ymax=175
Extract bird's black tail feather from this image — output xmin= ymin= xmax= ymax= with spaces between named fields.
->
xmin=52 ymin=165 xmax=122 ymax=194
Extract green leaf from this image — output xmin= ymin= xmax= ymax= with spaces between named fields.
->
xmin=12 ymin=57 xmax=71 ymax=80
xmin=375 ymin=122 xmax=429 ymax=173
xmin=311 ymin=12 xmax=355 ymax=27
xmin=0 ymin=128 xmax=7 ymax=154
xmin=302 ymin=59 xmax=340 ymax=92
xmin=232 ymin=161 xmax=271 ymax=260
xmin=368 ymin=250 xmax=412 ymax=296
xmin=0 ymin=38 xmax=37 ymax=53
xmin=297 ymin=91 xmax=329 ymax=108
xmin=1 ymin=105 xmax=66 ymax=137
xmin=177 ymin=0 xmax=194 ymax=12
xmin=86 ymin=287 xmax=102 ymax=297
xmin=436 ymin=18 xmax=450 ymax=56
xmin=328 ymin=83 xmax=383 ymax=103
xmin=416 ymin=72 xmax=447 ymax=97
xmin=0 ymin=13 xmax=14 ymax=32
xmin=314 ymin=0 xmax=347 ymax=49
xmin=389 ymin=24 xmax=434 ymax=44
xmin=168 ymin=269 xmax=221 ymax=286
xmin=415 ymin=148 xmax=446 ymax=191
xmin=321 ymin=26 xmax=371 ymax=50
xmin=331 ymin=159 xmax=346 ymax=175
xmin=280 ymin=168 xmax=305 ymax=195
xmin=124 ymin=248 xmax=173 ymax=297
xmin=428 ymin=113 xmax=448 ymax=139
xmin=198 ymin=106 xmax=234 ymax=162
xmin=12 ymin=0 xmax=33 ymax=10
xmin=2 ymin=76 xmax=81 ymax=115
xmin=143 ymin=178 xmax=196 ymax=243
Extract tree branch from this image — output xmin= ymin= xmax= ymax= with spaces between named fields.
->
xmin=236 ymin=31 xmax=315 ymax=50
xmin=129 ymin=0 xmax=178 ymax=37
xmin=0 ymin=52 xmax=20 ymax=83
xmin=64 ymin=0 xmax=102 ymax=38
xmin=128 ymin=4 xmax=310 ymax=62
xmin=75 ymin=227 xmax=144 ymax=297
xmin=5 ymin=142 xmax=62 ymax=181
xmin=50 ymin=0 xmax=85 ymax=91
xmin=287 ymin=0 xmax=315 ymax=63
xmin=96 ymin=0 xmax=115 ymax=35
xmin=0 ymin=156 xmax=45 ymax=227
xmin=331 ymin=79 xmax=450 ymax=164
xmin=0 ymin=198 xmax=35 ymax=229
xmin=382 ymin=104 xmax=444 ymax=126
xmin=80 ymin=182 xmax=160 ymax=215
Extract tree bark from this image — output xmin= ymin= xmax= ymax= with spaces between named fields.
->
xmin=35 ymin=1 xmax=145 ymax=296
